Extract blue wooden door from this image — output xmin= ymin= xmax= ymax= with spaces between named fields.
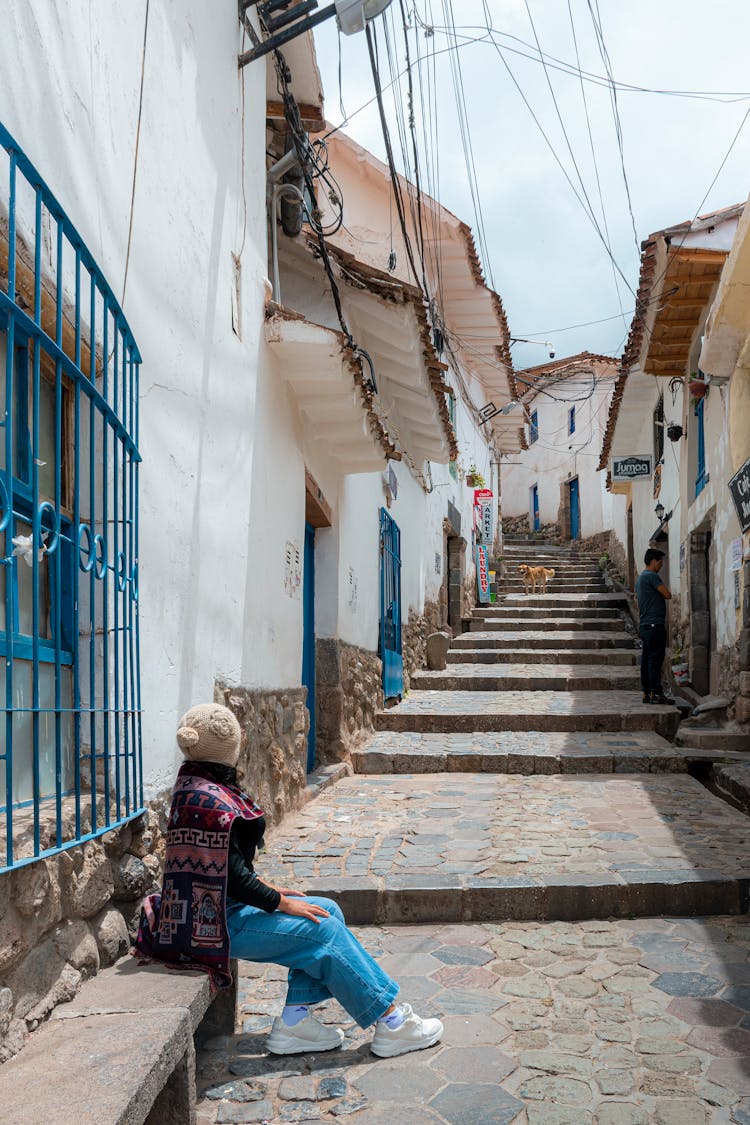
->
xmin=302 ymin=523 xmax=316 ymax=772
xmin=569 ymin=478 xmax=580 ymax=540
xmin=531 ymin=484 xmax=540 ymax=531
xmin=379 ymin=508 xmax=403 ymax=700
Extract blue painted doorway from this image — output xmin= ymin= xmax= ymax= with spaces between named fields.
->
xmin=531 ymin=484 xmax=540 ymax=531
xmin=302 ymin=523 xmax=316 ymax=772
xmin=569 ymin=478 xmax=580 ymax=540
xmin=379 ymin=508 xmax=403 ymax=700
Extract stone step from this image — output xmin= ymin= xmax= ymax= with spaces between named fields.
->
xmin=447 ymin=647 xmax=637 ymax=665
xmin=675 ymin=728 xmax=750 ymax=752
xmin=454 ymin=631 xmax=634 ymax=650
xmin=352 ymin=729 xmax=727 ymax=774
xmin=412 ymin=664 xmax=641 ymax=692
xmin=496 ymin=593 xmax=629 ymax=607
xmin=260 ymin=773 xmax=750 ymax=923
xmin=376 ymin=690 xmax=680 ymax=739
xmin=476 ymin=606 xmax=620 ymax=619
xmin=497 ymin=584 xmax=607 ymax=594
xmin=469 ymin=617 xmax=624 ymax=633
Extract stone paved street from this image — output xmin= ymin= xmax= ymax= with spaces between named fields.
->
xmin=196 ymin=544 xmax=750 ymax=1124
xmin=253 ymin=773 xmax=750 ymax=922
xmin=197 ymin=917 xmax=750 ymax=1124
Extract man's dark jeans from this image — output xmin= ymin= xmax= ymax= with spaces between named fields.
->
xmin=639 ymin=623 xmax=667 ymax=696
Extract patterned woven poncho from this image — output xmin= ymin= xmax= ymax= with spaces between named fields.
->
xmin=134 ymin=761 xmax=264 ymax=988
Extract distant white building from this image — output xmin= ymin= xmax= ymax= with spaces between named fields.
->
xmin=600 ymin=205 xmax=746 ymax=702
xmin=501 ymin=354 xmax=618 ymax=541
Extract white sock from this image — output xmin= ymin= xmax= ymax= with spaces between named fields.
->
xmin=380 ymin=1006 xmax=404 ymax=1030
xmin=282 ymin=1004 xmax=309 ymax=1027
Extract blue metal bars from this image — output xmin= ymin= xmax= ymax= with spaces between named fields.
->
xmin=0 ymin=121 xmax=143 ymax=871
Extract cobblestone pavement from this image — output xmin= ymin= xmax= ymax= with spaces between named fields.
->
xmin=196 ymin=917 xmax=750 ymax=1124
xmin=257 ymin=774 xmax=750 ymax=887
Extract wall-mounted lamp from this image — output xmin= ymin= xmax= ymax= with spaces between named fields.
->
xmin=240 ymin=0 xmax=394 ymax=65
xmin=655 ymin=501 xmax=665 ymax=522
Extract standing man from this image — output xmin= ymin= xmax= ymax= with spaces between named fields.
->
xmin=635 ymin=548 xmax=672 ymax=705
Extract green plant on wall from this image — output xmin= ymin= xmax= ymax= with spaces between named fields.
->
xmin=467 ymin=463 xmax=486 ymax=488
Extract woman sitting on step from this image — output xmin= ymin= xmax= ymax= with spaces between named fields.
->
xmin=135 ymin=703 xmax=442 ymax=1058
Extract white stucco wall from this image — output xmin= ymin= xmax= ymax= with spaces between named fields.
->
xmin=680 ymin=383 xmax=743 ymax=660
xmin=502 ymin=370 xmax=615 ymax=538
xmin=1 ymin=1 xmax=277 ymax=793
xmin=0 ymin=1 xmax=506 ymax=801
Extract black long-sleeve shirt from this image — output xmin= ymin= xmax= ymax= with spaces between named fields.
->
xmin=198 ymin=761 xmax=281 ymax=913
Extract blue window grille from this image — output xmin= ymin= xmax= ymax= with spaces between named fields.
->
xmin=568 ymin=406 xmax=575 ymax=435
xmin=695 ymin=398 xmax=707 ymax=498
xmin=0 ymin=122 xmax=142 ymax=872
xmin=529 ymin=409 xmax=539 ymax=445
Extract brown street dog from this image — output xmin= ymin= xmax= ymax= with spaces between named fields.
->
xmin=518 ymin=564 xmax=556 ymax=593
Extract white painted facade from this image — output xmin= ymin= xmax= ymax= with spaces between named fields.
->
xmin=0 ymin=1 xmax=515 ymax=799
xmin=604 ymin=206 xmax=746 ymax=696
xmin=501 ymin=357 xmax=617 ymax=539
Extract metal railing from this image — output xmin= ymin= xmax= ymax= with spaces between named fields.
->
xmin=0 ymin=121 xmax=143 ymax=871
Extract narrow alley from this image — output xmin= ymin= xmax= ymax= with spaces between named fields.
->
xmin=195 ymin=539 xmax=750 ymax=1124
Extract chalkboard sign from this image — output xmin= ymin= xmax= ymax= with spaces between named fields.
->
xmin=729 ymin=455 xmax=750 ymax=533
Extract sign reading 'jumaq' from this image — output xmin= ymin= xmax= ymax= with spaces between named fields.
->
xmin=612 ymin=455 xmax=652 ymax=481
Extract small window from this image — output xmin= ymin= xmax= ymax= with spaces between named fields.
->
xmin=446 ymin=391 xmax=458 ymax=479
xmin=568 ymin=406 xmax=576 ymax=435
xmin=529 ymin=409 xmax=539 ymax=445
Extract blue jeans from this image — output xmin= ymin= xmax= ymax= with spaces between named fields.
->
xmin=225 ymin=896 xmax=399 ymax=1029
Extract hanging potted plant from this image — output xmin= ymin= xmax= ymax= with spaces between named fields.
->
xmin=666 ymin=422 xmax=683 ymax=441
xmin=688 ymin=373 xmax=708 ymax=400
xmin=466 ymin=464 xmax=486 ymax=488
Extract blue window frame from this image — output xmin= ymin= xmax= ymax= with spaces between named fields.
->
xmin=529 ymin=409 xmax=539 ymax=445
xmin=568 ymin=406 xmax=576 ymax=435
xmin=0 ymin=121 xmax=142 ymax=871
xmin=694 ymin=398 xmax=707 ymax=497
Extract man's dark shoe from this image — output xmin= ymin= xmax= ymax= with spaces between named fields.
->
xmin=651 ymin=694 xmax=672 ymax=706
xmin=642 ymin=692 xmax=653 ymax=704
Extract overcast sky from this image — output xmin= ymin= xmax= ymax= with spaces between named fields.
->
xmin=312 ymin=0 xmax=750 ymax=369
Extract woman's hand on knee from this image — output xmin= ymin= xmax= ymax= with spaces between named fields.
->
xmin=278 ymin=895 xmax=330 ymax=924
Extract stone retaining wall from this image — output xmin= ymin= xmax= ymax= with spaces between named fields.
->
xmin=315 ymin=640 xmax=383 ymax=765
xmin=0 ymin=802 xmax=166 ymax=1064
xmin=403 ymin=600 xmax=442 ymax=691
xmin=217 ymin=683 xmax=309 ymax=826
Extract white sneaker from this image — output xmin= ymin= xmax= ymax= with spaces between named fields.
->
xmin=370 ymin=1004 xmax=444 ymax=1058
xmin=266 ymin=1013 xmax=345 ymax=1055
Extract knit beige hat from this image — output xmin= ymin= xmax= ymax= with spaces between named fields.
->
xmin=176 ymin=703 xmax=242 ymax=767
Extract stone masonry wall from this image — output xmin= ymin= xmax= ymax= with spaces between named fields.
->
xmin=218 ymin=683 xmax=309 ymax=827
xmin=316 ymin=640 xmax=383 ymax=766
xmin=403 ymin=599 xmax=442 ymax=691
xmin=0 ymin=802 xmax=167 ymax=1064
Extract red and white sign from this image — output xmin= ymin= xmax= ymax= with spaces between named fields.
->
xmin=474 ymin=489 xmax=493 ymax=506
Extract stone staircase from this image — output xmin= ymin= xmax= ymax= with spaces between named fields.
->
xmin=261 ymin=540 xmax=750 ymax=925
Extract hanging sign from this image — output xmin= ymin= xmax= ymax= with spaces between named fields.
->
xmin=476 ymin=544 xmax=490 ymax=603
xmin=612 ymin=456 xmax=652 ymax=481
xmin=474 ymin=489 xmax=494 ymax=545
xmin=729 ymin=455 xmax=750 ymax=534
